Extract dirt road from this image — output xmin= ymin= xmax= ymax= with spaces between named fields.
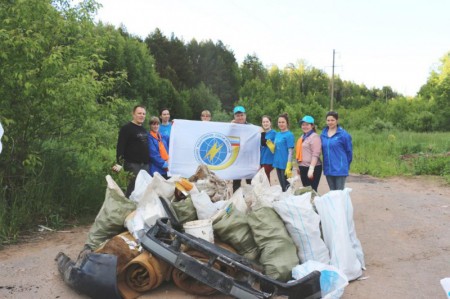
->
xmin=1 ymin=174 xmax=449 ymax=299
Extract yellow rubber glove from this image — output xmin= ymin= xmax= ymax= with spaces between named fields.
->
xmin=285 ymin=161 xmax=293 ymax=178
xmin=266 ymin=139 xmax=275 ymax=154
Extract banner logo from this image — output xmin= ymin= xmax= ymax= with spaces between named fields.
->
xmin=194 ymin=133 xmax=240 ymax=170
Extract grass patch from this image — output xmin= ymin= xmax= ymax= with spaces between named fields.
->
xmin=351 ymin=130 xmax=449 ymax=179
xmin=291 ymin=128 xmax=450 ymax=181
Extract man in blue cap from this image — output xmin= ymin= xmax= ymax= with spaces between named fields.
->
xmin=231 ymin=106 xmax=251 ymax=192
xmin=232 ymin=105 xmax=247 ymax=124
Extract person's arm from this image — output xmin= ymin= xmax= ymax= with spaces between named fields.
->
xmin=116 ymin=126 xmax=126 ymax=164
xmin=308 ymin=135 xmax=322 ymax=178
xmin=287 ymin=147 xmax=293 ymax=162
xmin=345 ymin=133 xmax=353 ymax=165
xmin=285 ymin=147 xmax=294 ymax=178
xmin=261 ymin=132 xmax=266 ymax=147
xmin=113 ymin=125 xmax=127 ymax=172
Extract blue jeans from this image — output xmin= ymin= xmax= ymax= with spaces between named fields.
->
xmin=325 ymin=176 xmax=347 ymax=190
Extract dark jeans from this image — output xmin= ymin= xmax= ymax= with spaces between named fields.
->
xmin=276 ymin=168 xmax=290 ymax=192
xmin=124 ymin=162 xmax=149 ymax=198
xmin=299 ymin=165 xmax=322 ymax=192
xmin=261 ymin=164 xmax=273 ymax=182
xmin=325 ymin=175 xmax=347 ymax=190
xmin=232 ymin=179 xmax=252 ymax=193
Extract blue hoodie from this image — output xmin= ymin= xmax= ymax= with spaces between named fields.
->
xmin=320 ymin=126 xmax=353 ymax=176
xmin=148 ymin=132 xmax=170 ymax=176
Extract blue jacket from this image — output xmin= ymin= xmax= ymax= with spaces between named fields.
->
xmin=260 ymin=129 xmax=276 ymax=165
xmin=320 ymin=126 xmax=353 ymax=176
xmin=148 ymin=132 xmax=170 ymax=176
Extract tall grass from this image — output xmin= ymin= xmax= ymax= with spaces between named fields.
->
xmin=291 ymin=128 xmax=450 ymax=180
xmin=0 ymin=147 xmax=114 ymax=245
xmin=351 ymin=130 xmax=450 ymax=179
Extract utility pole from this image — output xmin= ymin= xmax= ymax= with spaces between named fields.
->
xmin=330 ymin=49 xmax=335 ymax=111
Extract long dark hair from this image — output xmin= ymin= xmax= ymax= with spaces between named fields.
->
xmin=159 ymin=108 xmax=170 ymax=116
xmin=278 ymin=113 xmax=290 ymax=128
xmin=326 ymin=111 xmax=339 ymax=120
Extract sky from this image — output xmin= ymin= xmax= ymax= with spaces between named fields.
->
xmin=93 ymin=0 xmax=450 ymax=96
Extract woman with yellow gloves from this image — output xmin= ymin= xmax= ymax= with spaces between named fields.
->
xmin=260 ymin=115 xmax=276 ymax=182
xmin=271 ymin=113 xmax=295 ymax=192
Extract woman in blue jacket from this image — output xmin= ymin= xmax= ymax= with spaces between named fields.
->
xmin=148 ymin=116 xmax=170 ymax=179
xmin=321 ymin=111 xmax=353 ymax=190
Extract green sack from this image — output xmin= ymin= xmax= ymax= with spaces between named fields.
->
xmin=85 ymin=175 xmax=136 ymax=250
xmin=213 ymin=204 xmax=260 ymax=261
xmin=171 ymin=196 xmax=197 ymax=225
xmin=294 ymin=185 xmax=313 ymax=195
xmin=248 ymin=207 xmax=299 ymax=282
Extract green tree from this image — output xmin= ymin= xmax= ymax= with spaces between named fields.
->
xmin=241 ymin=54 xmax=267 ymax=84
xmin=0 ymin=0 xmax=130 ymax=239
xmin=418 ymin=52 xmax=450 ymax=130
xmin=145 ymin=29 xmax=194 ymax=90
xmin=183 ymin=83 xmax=221 ymax=120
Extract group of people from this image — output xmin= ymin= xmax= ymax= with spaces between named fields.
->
xmin=112 ymin=106 xmax=170 ymax=197
xmin=259 ymin=110 xmax=353 ymax=192
xmin=112 ymin=106 xmax=214 ymax=197
xmin=113 ymin=104 xmax=352 ymax=198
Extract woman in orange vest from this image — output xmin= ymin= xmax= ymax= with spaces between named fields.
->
xmin=295 ymin=115 xmax=322 ymax=192
xmin=148 ymin=116 xmax=170 ymax=179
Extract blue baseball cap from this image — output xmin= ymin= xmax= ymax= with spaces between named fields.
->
xmin=233 ymin=106 xmax=246 ymax=114
xmin=299 ymin=115 xmax=315 ymax=124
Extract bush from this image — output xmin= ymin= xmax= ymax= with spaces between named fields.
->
xmin=369 ymin=118 xmax=394 ymax=132
xmin=413 ymin=156 xmax=450 ymax=176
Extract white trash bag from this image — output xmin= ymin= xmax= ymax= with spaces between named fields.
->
xmin=129 ymin=170 xmax=153 ymax=203
xmin=292 ymin=260 xmax=348 ymax=299
xmin=315 ymin=188 xmax=364 ymax=281
xmin=273 ymin=192 xmax=330 ymax=264
xmin=191 ymin=191 xmax=227 ymax=220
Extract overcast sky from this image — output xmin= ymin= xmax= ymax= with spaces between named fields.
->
xmin=93 ymin=0 xmax=450 ymax=96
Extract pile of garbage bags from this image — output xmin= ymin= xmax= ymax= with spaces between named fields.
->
xmin=56 ymin=165 xmax=365 ymax=299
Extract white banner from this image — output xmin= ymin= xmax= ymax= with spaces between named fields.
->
xmin=168 ymin=119 xmax=261 ymax=180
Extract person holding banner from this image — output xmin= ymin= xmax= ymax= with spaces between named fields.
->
xmin=260 ymin=115 xmax=276 ymax=182
xmin=232 ymin=105 xmax=252 ymax=192
xmin=200 ymin=110 xmax=212 ymax=121
xmin=272 ymin=113 xmax=295 ymax=192
xmin=159 ymin=108 xmax=172 ymax=138
xmin=296 ymin=115 xmax=322 ymax=192
xmin=148 ymin=116 xmax=170 ymax=179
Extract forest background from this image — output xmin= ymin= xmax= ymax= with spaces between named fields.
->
xmin=0 ymin=0 xmax=449 ymax=243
